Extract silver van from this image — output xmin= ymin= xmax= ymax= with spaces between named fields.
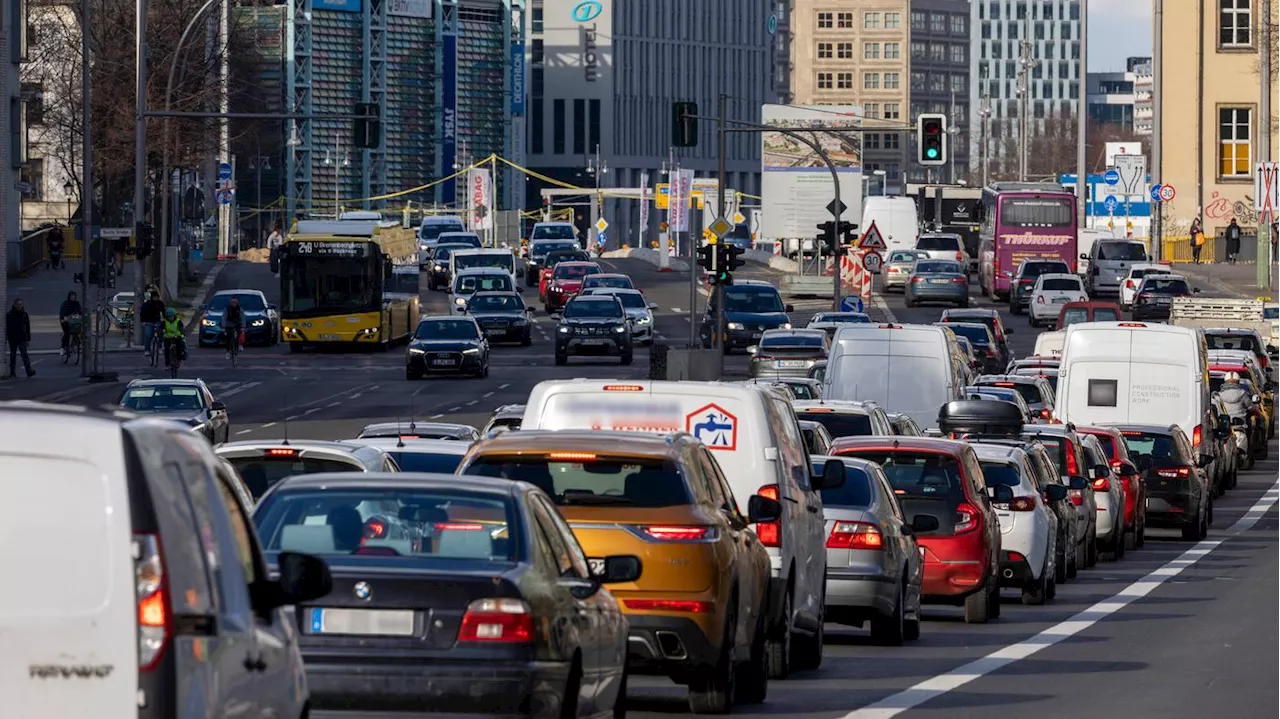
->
xmin=1082 ymin=239 xmax=1150 ymax=297
xmin=0 ymin=402 xmax=331 ymax=719
xmin=824 ymin=324 xmax=968 ymax=427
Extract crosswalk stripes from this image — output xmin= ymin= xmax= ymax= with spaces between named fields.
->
xmin=205 ymin=381 xmax=262 ymax=397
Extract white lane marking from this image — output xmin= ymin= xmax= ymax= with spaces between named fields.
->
xmin=304 ymin=407 xmax=321 ymax=415
xmin=430 ymin=413 xmax=444 ymax=419
xmin=450 ymin=406 xmax=462 ymax=412
xmin=261 ymin=422 xmax=276 ymax=428
xmin=236 ymin=429 xmax=253 ymax=435
xmin=285 ymin=415 xmax=301 ymax=421
xmin=868 ymin=292 xmax=899 ymax=323
xmin=671 ymin=307 xmax=682 ymax=313
xmin=466 ymin=400 xmax=478 ymax=406
xmin=843 ymin=478 xmax=1280 ymax=719
xmin=498 ymin=383 xmax=510 ymax=389
xmin=326 ymin=401 xmax=341 ymax=408
xmin=218 ymin=381 xmax=261 ymax=399
xmin=483 ymin=391 xmax=494 ymax=398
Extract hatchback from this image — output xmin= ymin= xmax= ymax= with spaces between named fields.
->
xmin=748 ymin=328 xmax=830 ymax=378
xmin=1074 ymin=425 xmax=1146 ymax=550
xmin=1113 ymin=424 xmax=1215 ymax=540
xmin=216 ymin=440 xmax=399 ymax=499
xmin=972 ymin=443 xmax=1065 ymax=604
xmin=1132 ymin=274 xmax=1198 ymax=320
xmin=1029 ymin=273 xmax=1089 ymax=326
xmin=905 ymin=259 xmax=969 ymax=308
xmin=1119 ymin=263 xmax=1174 ymax=309
xmin=883 ymin=249 xmax=928 ymax=291
xmin=1009 ymin=258 xmax=1072 ymax=314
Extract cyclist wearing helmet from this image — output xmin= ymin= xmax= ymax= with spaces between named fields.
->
xmin=161 ymin=308 xmax=186 ymax=367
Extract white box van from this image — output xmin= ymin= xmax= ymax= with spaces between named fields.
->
xmin=824 ymin=324 xmax=967 ymax=426
xmin=521 ymin=379 xmax=832 ymax=676
xmin=1055 ymin=322 xmax=1211 ymax=445
xmin=0 ymin=402 xmax=331 ymax=719
xmin=449 ymin=247 xmax=517 ymax=283
xmin=1034 ymin=329 xmax=1066 ymax=357
xmin=860 ymin=196 xmax=920 ymax=255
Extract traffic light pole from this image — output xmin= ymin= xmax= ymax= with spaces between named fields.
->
xmin=715 ymin=93 xmax=727 ymax=356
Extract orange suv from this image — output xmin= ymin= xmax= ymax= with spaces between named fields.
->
xmin=459 ymin=429 xmax=776 ymax=714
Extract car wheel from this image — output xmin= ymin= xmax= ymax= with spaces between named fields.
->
xmin=544 ymin=303 xmax=553 ymax=314
xmin=766 ymin=592 xmax=792 ymax=680
xmin=555 ymin=352 xmax=567 ymax=366
xmin=963 ymin=574 xmax=994 ymax=624
xmin=687 ymin=609 xmax=736 ymax=714
xmin=1046 ymin=572 xmax=1057 ymax=600
xmin=1183 ymin=507 xmax=1207 ymax=541
xmin=870 ymin=583 xmax=906 ymax=645
xmin=620 ymin=351 xmax=633 ymax=366
xmin=1021 ymin=556 xmax=1051 ymax=605
xmin=791 ymin=586 xmax=824 ymax=670
xmin=734 ymin=604 xmax=769 ymax=705
xmin=1136 ymin=510 xmax=1146 ymax=547
xmin=477 ymin=362 xmax=489 ymax=379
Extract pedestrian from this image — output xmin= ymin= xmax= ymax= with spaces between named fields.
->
xmin=267 ymin=222 xmax=284 ymax=275
xmin=1190 ymin=218 xmax=1205 ymax=264
xmin=5 ymin=298 xmax=35 ymax=378
xmin=58 ymin=290 xmax=83 ymax=358
xmin=1226 ymin=218 xmax=1242 ymax=263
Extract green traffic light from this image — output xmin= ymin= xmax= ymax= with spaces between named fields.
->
xmin=925 ymin=148 xmax=940 ymax=159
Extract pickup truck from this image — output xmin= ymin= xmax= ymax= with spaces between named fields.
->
xmin=1171 ymin=297 xmax=1278 ymax=357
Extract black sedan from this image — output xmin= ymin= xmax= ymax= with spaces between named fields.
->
xmin=1132 ymin=274 xmax=1198 ymax=321
xmin=554 ymin=294 xmax=633 ymax=366
xmin=198 ymin=289 xmax=277 ymax=347
xmin=524 ymin=239 xmax=580 ymax=286
xmin=117 ymin=377 xmax=231 ymax=444
xmin=253 ymin=472 xmax=640 ymax=717
xmin=406 ymin=316 xmax=490 ymax=380
xmin=466 ymin=290 xmax=534 ymax=345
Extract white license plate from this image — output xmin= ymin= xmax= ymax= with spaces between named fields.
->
xmin=320 ymin=334 xmax=341 ymax=341
xmin=484 ymin=329 xmax=504 ymax=336
xmin=1157 ymin=297 xmax=1171 ymax=304
xmin=580 ymin=339 xmax=607 ymax=346
xmin=930 ymin=278 xmax=950 ymax=284
xmin=588 ymin=558 xmax=605 ymax=575
xmin=431 ymin=359 xmax=457 ymax=366
xmin=1052 ymin=297 xmax=1069 ymax=304
xmin=308 ymin=608 xmax=415 ymax=636
xmin=777 ymin=360 xmax=806 ymax=368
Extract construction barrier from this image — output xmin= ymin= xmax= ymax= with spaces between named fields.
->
xmin=1161 ymin=234 xmax=1216 ymax=264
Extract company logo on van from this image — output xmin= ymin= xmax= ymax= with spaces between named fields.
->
xmin=29 ymin=664 xmax=115 ymax=679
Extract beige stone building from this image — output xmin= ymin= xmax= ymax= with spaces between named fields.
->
xmin=1157 ymin=0 xmax=1278 ymax=246
xmin=790 ymin=0 xmax=912 ymax=192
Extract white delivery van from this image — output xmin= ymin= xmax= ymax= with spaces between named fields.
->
xmin=521 ymin=379 xmax=832 ymax=675
xmin=449 ymin=247 xmax=517 ymax=282
xmin=1055 ymin=322 xmax=1211 ymax=445
xmin=824 ymin=324 xmax=967 ymax=426
xmin=860 ymin=196 xmax=920 ymax=255
xmin=1034 ymin=329 xmax=1066 ymax=357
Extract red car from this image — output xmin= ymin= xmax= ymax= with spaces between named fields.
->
xmin=538 ymin=249 xmax=591 ymax=300
xmin=1074 ymin=425 xmax=1146 ymax=550
xmin=1054 ymin=301 xmax=1123 ymax=330
xmin=543 ymin=261 xmax=601 ymax=313
xmin=830 ymin=436 xmax=1003 ymax=624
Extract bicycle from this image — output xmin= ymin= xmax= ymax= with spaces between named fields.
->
xmin=165 ymin=339 xmax=185 ymax=378
xmin=146 ymin=321 xmax=163 ymax=367
xmin=226 ymin=327 xmax=242 ymax=367
xmin=63 ymin=315 xmax=83 ymax=365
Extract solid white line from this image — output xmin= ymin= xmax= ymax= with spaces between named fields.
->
xmin=868 ymin=292 xmax=898 ymax=323
xmin=671 ymin=307 xmax=682 ymax=313
xmin=841 ymin=479 xmax=1280 ymax=719
xmin=236 ymin=429 xmax=253 ymax=435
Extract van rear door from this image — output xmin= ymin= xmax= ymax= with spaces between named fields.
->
xmin=0 ymin=442 xmax=137 ymax=718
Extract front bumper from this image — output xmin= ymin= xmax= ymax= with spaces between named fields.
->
xmin=407 ymin=350 xmax=485 ymax=375
xmin=558 ymin=336 xmax=629 ymax=356
xmin=428 ymin=269 xmax=449 ymax=287
xmin=479 ymin=323 xmax=530 ymax=342
xmin=199 ymin=324 xmax=273 ymax=346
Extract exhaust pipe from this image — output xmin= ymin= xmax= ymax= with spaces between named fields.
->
xmin=654 ymin=631 xmax=688 ymax=660
xmin=1002 ymin=568 xmax=1015 ymax=579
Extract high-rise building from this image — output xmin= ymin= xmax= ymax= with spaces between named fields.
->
xmin=968 ymin=0 xmax=1081 ymax=176
xmin=790 ymin=0 xmax=911 ymax=193
xmin=907 ymin=0 xmax=972 ymax=184
xmin=1086 ymin=56 xmax=1151 ymax=135
xmin=525 ymin=0 xmax=775 ymax=246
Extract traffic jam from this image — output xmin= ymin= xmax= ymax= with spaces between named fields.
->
xmin=7 ymin=208 xmax=1278 ymax=719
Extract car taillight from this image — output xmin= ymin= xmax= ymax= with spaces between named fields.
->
xmin=623 ymin=599 xmax=713 ymax=613
xmin=826 ymin=521 xmax=884 ymax=549
xmin=756 ymin=484 xmax=781 ymax=546
xmin=458 ymin=598 xmax=534 ymax=643
xmin=986 ymin=346 xmax=997 ymax=356
xmin=1110 ymin=459 xmax=1123 ymax=471
xmin=1156 ymin=467 xmax=1192 ymax=479
xmin=364 ymin=519 xmax=386 ymax=539
xmin=1192 ymin=424 xmax=1203 ymax=447
xmin=1008 ymin=496 xmax=1036 ymax=512
xmin=1125 ymin=279 xmax=1135 ymax=288
xmin=435 ymin=522 xmax=486 ymax=531
xmin=952 ymin=276 xmax=967 ymax=283
xmin=134 ymin=533 xmax=170 ymax=671
xmin=1036 ymin=295 xmax=1046 ymax=303
xmin=1064 ymin=441 xmax=1079 ymax=477
xmin=1040 ymin=408 xmax=1052 ymax=420
xmin=955 ymin=503 xmax=978 ymax=532
xmin=955 ymin=252 xmax=964 ymax=261
xmin=911 ymin=276 xmax=924 ymax=283
xmin=642 ymin=526 xmax=717 ymax=542
xmin=1092 ymin=478 xmax=1111 ymax=491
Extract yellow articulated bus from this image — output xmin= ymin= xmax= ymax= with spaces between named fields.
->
xmin=278 ymin=219 xmax=421 ymax=352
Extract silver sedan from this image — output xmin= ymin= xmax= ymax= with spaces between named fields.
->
xmin=747 ymin=328 xmax=829 ymax=378
xmin=882 ymin=249 xmax=928 ymax=292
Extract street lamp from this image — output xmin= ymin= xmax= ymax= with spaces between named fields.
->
xmin=585 ymin=145 xmax=608 ymax=248
xmin=63 ymin=181 xmax=73 ymax=224
xmin=323 ymin=135 xmax=350 ymax=219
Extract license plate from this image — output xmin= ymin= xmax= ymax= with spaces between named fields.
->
xmin=930 ymin=278 xmax=950 ymax=284
xmin=581 ymin=339 xmax=607 ymax=346
xmin=484 ymin=329 xmax=503 ymax=336
xmin=1157 ymin=297 xmax=1171 ymax=304
xmin=1052 ymin=297 xmax=1069 ymax=304
xmin=320 ymin=334 xmax=340 ymax=341
xmin=777 ymin=360 xmax=806 ymax=368
xmin=431 ymin=359 xmax=457 ymax=366
xmin=588 ymin=558 xmax=605 ymax=575
xmin=308 ymin=608 xmax=415 ymax=636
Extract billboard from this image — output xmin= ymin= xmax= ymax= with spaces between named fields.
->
xmin=511 ymin=43 xmax=526 ymax=116
xmin=314 ymin=0 xmax=361 ymax=11
xmin=468 ymin=168 xmax=494 ymax=231
xmin=441 ymin=33 xmax=458 ymax=205
xmin=388 ymin=0 xmax=430 ymax=16
xmin=760 ymin=104 xmax=863 ymax=241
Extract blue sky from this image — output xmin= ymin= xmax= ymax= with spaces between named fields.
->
xmin=1089 ymin=2 xmax=1153 ymax=72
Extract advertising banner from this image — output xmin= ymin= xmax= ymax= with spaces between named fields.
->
xmin=468 ymin=168 xmax=494 ymax=231
xmin=441 ymin=33 xmax=459 ymax=205
xmin=760 ymin=104 xmax=863 ymax=241
xmin=511 ymin=43 xmax=526 ymax=116
xmin=670 ymin=169 xmax=694 ymax=233
xmin=639 ymin=171 xmax=650 ymax=232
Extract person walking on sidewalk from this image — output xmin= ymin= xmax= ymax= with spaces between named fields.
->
xmin=5 ymin=298 xmax=35 ymax=378
xmin=1190 ymin=218 xmax=1205 ymax=264
xmin=58 ymin=291 xmax=83 ymax=358
xmin=1225 ymin=218 xmax=1241 ymax=263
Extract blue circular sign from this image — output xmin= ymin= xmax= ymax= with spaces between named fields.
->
xmin=1103 ymin=195 xmax=1119 ymax=213
xmin=1103 ymin=168 xmax=1120 ymax=185
xmin=767 ymin=14 xmax=778 ymax=34
xmin=840 ymin=295 xmax=864 ymax=313
xmin=1150 ymin=184 xmax=1163 ymax=202
xmin=218 ymin=162 xmax=233 ymax=180
xmin=571 ymin=0 xmax=602 ymax=22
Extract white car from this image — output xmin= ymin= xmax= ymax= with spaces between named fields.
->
xmin=1118 ymin=263 xmax=1174 ymax=309
xmin=1080 ymin=434 xmax=1128 ymax=560
xmin=915 ymin=233 xmax=971 ymax=266
xmin=973 ymin=443 xmax=1062 ymax=604
xmin=583 ymin=287 xmax=657 ymax=344
xmin=449 ymin=267 xmax=515 ymax=315
xmin=1029 ymin=273 xmax=1088 ymax=327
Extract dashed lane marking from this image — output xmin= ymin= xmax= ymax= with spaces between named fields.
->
xmin=429 ymin=413 xmax=444 ymax=419
xmin=235 ymin=429 xmax=253 ymax=435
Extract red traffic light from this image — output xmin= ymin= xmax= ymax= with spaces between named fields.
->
xmin=923 ymin=121 xmax=942 ymax=136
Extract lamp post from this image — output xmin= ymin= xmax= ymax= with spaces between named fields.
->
xmin=585 ymin=144 xmax=608 ymax=248
xmin=63 ymin=181 xmax=73 ymax=224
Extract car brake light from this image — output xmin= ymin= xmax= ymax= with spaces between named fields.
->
xmin=1110 ymin=459 xmax=1123 ymax=470
xmin=826 ymin=521 xmax=884 ymax=549
xmin=878 ymin=324 xmax=901 ymax=329
xmin=1040 ymin=408 xmax=1052 ymax=419
xmin=1069 ymin=489 xmax=1084 ymax=506
xmin=1092 ymin=478 xmax=1111 ymax=491
xmin=134 ymin=533 xmax=170 ymax=672
xmin=265 ymin=448 xmax=298 ymax=458
xmin=458 ymin=598 xmax=534 ymax=643
xmin=1007 ymin=496 xmax=1037 ymax=512
xmin=642 ymin=526 xmax=715 ymax=541
xmin=953 ymin=276 xmax=967 ymax=283
xmin=1064 ymin=441 xmax=1079 ymax=477
xmin=603 ymin=384 xmax=644 ymax=392
xmin=1156 ymin=467 xmax=1192 ymax=478
xmin=1125 ymin=279 xmax=1135 ymax=288
xmin=436 ymin=522 xmax=486 ymax=531
xmin=623 ymin=599 xmax=713 ymax=613
xmin=955 ymin=503 xmax=978 ymax=532
xmin=956 ymin=252 xmax=964 ymax=261
xmin=1021 ymin=279 xmax=1033 ymax=285
xmin=756 ymin=484 xmax=781 ymax=546
xmin=911 ymin=276 xmax=924 ymax=283
xmin=1192 ymin=424 xmax=1203 ymax=447
xmin=548 ymin=451 xmax=597 ymax=461
xmin=1118 ymin=322 xmax=1148 ymax=327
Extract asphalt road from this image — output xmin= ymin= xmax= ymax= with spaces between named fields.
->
xmin=31 ymin=258 xmax=1280 ymax=717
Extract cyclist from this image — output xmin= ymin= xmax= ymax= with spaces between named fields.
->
xmin=223 ymin=296 xmax=244 ymax=360
xmin=139 ymin=289 xmax=166 ymax=359
xmin=58 ymin=291 xmax=83 ymax=358
xmin=161 ymin=308 xmax=186 ymax=369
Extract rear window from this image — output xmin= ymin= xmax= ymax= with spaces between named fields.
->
xmin=842 ymin=451 xmax=964 ymax=501
xmin=554 ymin=264 xmax=595 ymax=279
xmin=783 ymin=382 xmax=816 ymax=400
xmin=797 ymin=411 xmax=872 ymax=439
xmin=977 ymin=380 xmax=1042 ymax=406
xmin=255 ymin=489 xmax=517 ymax=561
xmin=979 ymin=461 xmax=1021 ymax=488
xmin=1059 ymin=308 xmax=1089 ymax=326
xmin=812 ymin=462 xmax=874 ymax=507
xmin=1092 ymin=308 xmax=1120 ymax=322
xmin=761 ymin=333 xmax=823 ymax=348
xmin=1097 ymin=242 xmax=1147 ymax=261
xmin=917 ymin=236 xmax=960 ymax=251
xmin=463 ymin=455 xmax=691 ymax=508
xmin=1205 ymin=333 xmax=1262 ymax=354
xmin=1082 ymin=433 xmax=1119 ymax=461
xmin=1141 ymin=278 xmax=1189 ymax=294
xmin=1026 ymin=435 xmax=1072 ymax=476
xmin=916 ymin=261 xmax=962 ymax=274
xmin=225 ymin=455 xmax=364 ymax=499
xmin=387 ymin=451 xmax=464 ymax=473
xmin=1041 ymin=278 xmax=1082 ymax=291
xmin=1265 ymin=306 xmax=1279 ymax=320
xmin=532 ymin=225 xmax=577 ymax=240
xmin=946 ymin=324 xmax=993 ymax=346
xmin=1119 ymin=431 xmax=1177 ymax=460
xmin=1021 ymin=261 xmax=1071 ymax=277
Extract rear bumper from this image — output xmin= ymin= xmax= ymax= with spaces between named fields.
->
xmin=305 ymin=658 xmax=570 ymax=714
xmin=625 ymin=614 xmax=719 ymax=676
xmin=1132 ymin=303 xmax=1172 ymax=320
xmin=824 ymin=568 xmax=897 ymax=623
xmin=998 ymin=551 xmax=1035 ymax=588
xmin=907 ymin=286 xmax=969 ymax=304
xmin=1145 ymin=492 xmax=1199 ymax=528
xmin=749 ymin=363 xmax=818 ymax=379
xmin=921 ymin=558 xmax=989 ymax=602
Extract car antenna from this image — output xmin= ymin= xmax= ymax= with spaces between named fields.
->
xmin=281 ymin=419 xmax=290 ymax=446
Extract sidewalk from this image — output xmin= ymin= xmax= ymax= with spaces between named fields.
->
xmin=1169 ymin=262 xmax=1278 ymax=300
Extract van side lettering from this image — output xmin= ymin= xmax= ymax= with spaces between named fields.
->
xmin=29 ymin=664 xmax=115 ymax=679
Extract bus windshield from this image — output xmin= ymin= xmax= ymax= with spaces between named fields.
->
xmin=281 ymin=255 xmax=379 ymax=317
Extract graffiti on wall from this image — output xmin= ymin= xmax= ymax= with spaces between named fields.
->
xmin=1204 ymin=191 xmax=1259 ymax=226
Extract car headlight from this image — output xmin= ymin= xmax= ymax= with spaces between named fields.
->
xmin=636 ymin=315 xmax=651 ymax=324
xmin=201 ymin=319 xmax=217 ymax=327
xmin=463 ymin=348 xmax=480 ymax=355
xmin=454 ymin=297 xmax=467 ymax=305
xmin=408 ymin=347 xmax=425 ymax=355
xmin=251 ymin=319 xmax=265 ymax=327
xmin=558 ymin=326 xmax=572 ymax=334
xmin=781 ymin=323 xmax=793 ymax=329
xmin=614 ymin=325 xmax=626 ymax=333
xmin=727 ymin=322 xmax=745 ymax=330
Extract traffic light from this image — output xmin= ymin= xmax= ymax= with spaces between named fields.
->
xmin=816 ymin=220 xmax=858 ymax=254
xmin=723 ymin=243 xmax=746 ymax=271
xmin=712 ymin=244 xmax=746 ymax=286
xmin=916 ymin=113 xmax=947 ymax=166
xmin=134 ymin=222 xmax=155 ymax=259
xmin=672 ymin=101 xmax=698 ymax=148
xmin=354 ymin=102 xmax=381 ymax=149
xmin=696 ymin=242 xmax=717 ymax=276
xmin=839 ymin=221 xmax=859 ymax=250
xmin=817 ymin=220 xmax=837 ymax=254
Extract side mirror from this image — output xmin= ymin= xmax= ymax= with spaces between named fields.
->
xmin=1088 ymin=464 xmax=1108 ymax=480
xmin=1197 ymin=453 xmax=1214 ymax=468
xmin=1116 ymin=462 xmax=1138 ymax=477
xmin=1068 ymin=476 xmax=1088 ymax=490
xmin=784 ymin=304 xmax=795 ymax=312
xmin=595 ymin=555 xmax=642 ymax=584
xmin=910 ymin=514 xmax=940 ymax=533
xmin=1135 ymin=455 xmax=1153 ymax=470
xmin=647 ymin=302 xmax=659 ymax=310
xmin=257 ymin=551 xmax=333 ymax=611
xmin=747 ymin=494 xmax=782 ymax=523
xmin=746 ymin=345 xmax=759 ymax=355
xmin=210 ymin=401 xmax=227 ymax=412
xmin=811 ymin=458 xmax=847 ymax=491
xmin=988 ymin=484 xmax=1015 ymax=503
xmin=1078 ymin=253 xmax=1088 ymax=261
xmin=526 ymin=306 xmax=535 ymax=314
xmin=1045 ymin=484 xmax=1069 ymax=502
xmin=1192 ymin=287 xmax=1202 ymax=294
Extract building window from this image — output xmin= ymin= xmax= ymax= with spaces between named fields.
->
xmin=930 ymin=44 xmax=946 ymax=62
xmin=817 ymin=72 xmax=834 ymax=89
xmin=818 ymin=42 xmax=833 ymax=58
xmin=864 ymin=42 xmax=880 ymax=59
xmin=864 ymin=72 xmax=880 ymax=89
xmin=930 ymin=75 xmax=946 ymax=92
xmin=553 ymin=99 xmax=565 ymax=154
xmin=865 ymin=133 xmax=881 ymax=149
xmin=885 ymin=12 xmax=900 ymax=28
xmin=950 ymin=15 xmax=966 ymax=34
xmin=949 ymin=45 xmax=966 ymax=64
xmin=530 ymin=98 xmax=544 ymax=154
xmin=838 ymin=42 xmax=854 ymax=58
xmin=930 ymin=14 xmax=946 ymax=33
xmin=1219 ymin=107 xmax=1251 ymax=177
xmin=911 ymin=11 xmax=926 ymax=31
xmin=885 ymin=103 xmax=901 ymax=120
xmin=838 ymin=72 xmax=855 ymax=89
xmin=884 ymin=72 xmax=900 ymax=89
xmin=817 ymin=11 xmax=833 ymax=28
xmin=886 ymin=163 xmax=900 ymax=180
xmin=20 ymin=158 xmax=43 ymax=201
xmin=863 ymin=11 xmax=880 ymax=28
xmin=531 ymin=39 xmax=544 ymax=64
xmin=572 ymin=99 xmax=585 ymax=154
xmin=911 ymin=42 xmax=926 ymax=59
xmin=884 ymin=42 xmax=900 ymax=59
xmin=22 ymin=83 xmax=43 ymax=125
xmin=1219 ymin=0 xmax=1251 ymax=47
xmin=588 ymin=99 xmax=601 ymax=149
xmin=950 ymin=74 xmax=967 ymax=93
xmin=531 ymin=68 xmax=544 ymax=97
xmin=531 ymin=7 xmax=542 ymax=32
xmin=865 ymin=103 xmax=881 ymax=119
xmin=911 ymin=72 xmax=926 ymax=90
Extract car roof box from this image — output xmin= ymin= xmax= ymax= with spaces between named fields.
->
xmin=937 ymin=399 xmax=1025 ymax=437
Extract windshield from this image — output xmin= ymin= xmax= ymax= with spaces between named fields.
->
xmin=977 ymin=380 xmax=1042 ymax=405
xmin=796 ymin=411 xmax=872 ymax=439
xmin=1119 ymin=431 xmax=1176 ymax=460
xmin=1141 ymin=278 xmax=1190 ymax=294
xmin=464 ymin=456 xmax=690 ymax=507
xmin=915 ymin=261 xmax=963 ymax=274
xmin=226 ymin=455 xmax=363 ymax=499
xmin=208 ymin=294 xmax=266 ymax=312
xmin=979 ymin=461 xmax=1022 ymax=488
xmin=554 ymin=264 xmax=596 ymax=280
xmin=531 ymin=240 xmax=579 ymax=257
xmin=419 ymin=220 xmax=465 ymax=240
xmin=532 ymin=225 xmax=577 ymax=240
xmin=1097 ymin=242 xmax=1147 ymax=261
xmin=1020 ymin=261 xmax=1071 ymax=277
xmin=564 ymin=299 xmax=623 ymax=319
xmin=606 ymin=292 xmax=646 ymax=309
xmin=947 ymin=324 xmax=992 ymax=346
xmin=385 ymin=451 xmax=464 ymax=473
xmin=813 ymin=313 xmax=869 ymax=324
xmin=723 ymin=288 xmax=785 ymax=313
xmin=281 ymin=255 xmax=377 ymax=316
xmin=917 ymin=236 xmax=960 ymax=251
xmin=454 ymin=253 xmax=514 ymax=272
xmin=889 ymin=250 xmax=925 ymax=263
xmin=255 ymin=489 xmax=516 ymax=560
xmin=1000 ymin=197 xmax=1074 ymax=227
xmin=415 ymin=320 xmax=480 ymax=340
xmin=1205 ymin=333 xmax=1262 ymax=354
xmin=120 ymin=385 xmax=204 ymax=412
xmin=813 ymin=462 xmax=873 ymax=507
xmin=1131 ymin=268 xmax=1169 ymax=280
xmin=456 ymin=274 xmax=513 ymax=294
xmin=1041 ymin=278 xmax=1082 ymax=291
xmin=468 ymin=294 xmax=523 ymax=312
xmin=584 ymin=276 xmax=632 ymax=289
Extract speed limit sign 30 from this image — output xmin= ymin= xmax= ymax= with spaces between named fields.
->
xmin=862 ymin=250 xmax=883 ymax=273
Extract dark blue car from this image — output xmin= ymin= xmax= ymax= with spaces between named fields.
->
xmin=700 ymin=280 xmax=794 ymax=353
xmin=198 ymin=290 xmax=277 ymax=347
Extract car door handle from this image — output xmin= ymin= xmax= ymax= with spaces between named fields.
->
xmin=243 ymin=654 xmax=266 ymax=672
xmin=806 ymin=503 xmax=820 ymax=514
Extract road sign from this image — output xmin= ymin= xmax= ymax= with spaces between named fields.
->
xmin=218 ymin=162 xmax=233 ymax=180
xmin=826 ymin=198 xmax=847 ymax=217
xmin=595 ymin=217 xmax=609 ymax=233
xmin=686 ymin=404 xmax=737 ymax=450
xmin=1103 ymin=195 xmax=1119 ymax=214
xmin=1103 ymin=168 xmax=1120 ymax=186
xmin=1255 ymin=162 xmax=1279 ymax=218
xmin=861 ymin=250 xmax=883 ymax=273
xmin=100 ymin=227 xmax=132 ymax=238
xmin=597 ymin=230 xmax=607 ymax=246
xmin=1114 ymin=154 xmax=1147 ymax=194
xmin=1095 ymin=183 xmax=1122 ymax=202
xmin=732 ymin=211 xmax=745 ymax=225
xmin=840 ymin=295 xmax=864 ymax=312
xmin=708 ymin=216 xmax=734 ymax=239
xmin=858 ymin=220 xmax=886 ymax=250
xmin=1150 ymin=184 xmax=1163 ymax=202
xmin=1159 ymin=184 xmax=1176 ymax=202
xmin=216 ymin=188 xmax=234 ymax=205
